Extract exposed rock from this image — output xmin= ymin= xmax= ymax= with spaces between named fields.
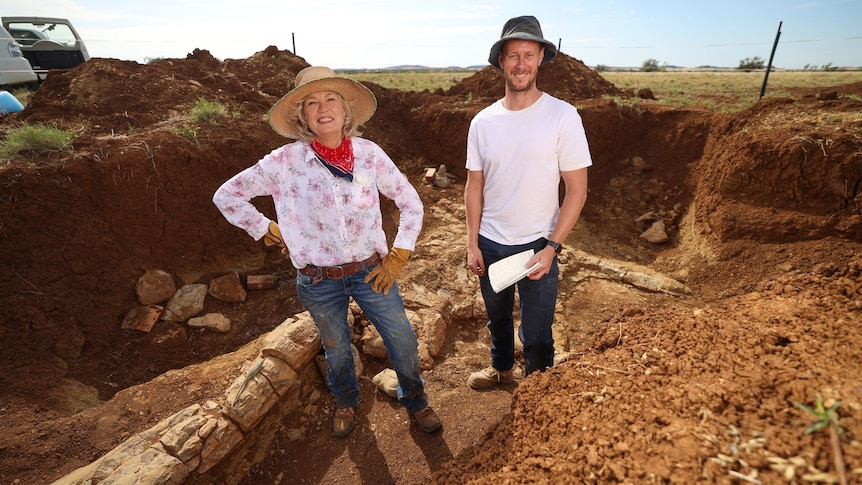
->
xmin=121 ymin=304 xmax=164 ymax=332
xmin=260 ymin=312 xmax=321 ymax=370
xmin=97 ymin=446 xmax=189 ymax=485
xmin=197 ymin=414 xmax=244 ymax=474
xmin=409 ymin=308 xmax=446 ymax=358
xmin=568 ymin=248 xmax=691 ymax=296
xmin=158 ymin=413 xmax=209 ymax=464
xmin=360 ymin=324 xmax=387 ymax=359
xmin=208 ymin=272 xmax=247 ymax=303
xmin=224 ymin=357 xmax=281 ymax=431
xmin=187 ymin=313 xmax=231 ymax=333
xmin=433 ymin=164 xmax=451 ymax=188
xmin=640 ymin=219 xmax=670 ymax=244
xmin=246 ymin=274 xmax=275 ymax=290
xmin=135 ymin=269 xmax=176 ymax=305
xmin=372 ymin=368 xmax=399 ymax=399
xmin=162 ymin=284 xmax=208 ymax=322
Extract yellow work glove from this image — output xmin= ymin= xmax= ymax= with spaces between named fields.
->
xmin=263 ymin=220 xmax=286 ymax=248
xmin=364 ymin=248 xmax=410 ymax=294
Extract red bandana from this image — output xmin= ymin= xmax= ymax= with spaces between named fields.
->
xmin=311 ymin=138 xmax=354 ymax=176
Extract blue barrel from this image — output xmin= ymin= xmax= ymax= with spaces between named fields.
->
xmin=0 ymin=90 xmax=24 ymax=114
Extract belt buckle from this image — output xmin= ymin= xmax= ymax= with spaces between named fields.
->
xmin=329 ymin=265 xmax=345 ymax=279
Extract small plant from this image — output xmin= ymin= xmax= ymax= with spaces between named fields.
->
xmin=10 ymin=87 xmax=32 ymax=107
xmin=793 ymin=392 xmax=847 ymax=485
xmin=0 ymin=124 xmax=76 ymax=158
xmin=454 ymin=91 xmax=474 ymax=106
xmin=175 ymin=124 xmax=197 ymax=140
xmin=191 ymin=97 xmax=224 ymax=123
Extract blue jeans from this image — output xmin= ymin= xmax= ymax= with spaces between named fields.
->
xmin=296 ymin=262 xmax=428 ymax=413
xmin=478 ymin=235 xmax=559 ymax=375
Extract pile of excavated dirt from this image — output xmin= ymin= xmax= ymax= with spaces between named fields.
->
xmin=0 ymin=46 xmax=860 ymax=485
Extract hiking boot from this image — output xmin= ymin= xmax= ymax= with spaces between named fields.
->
xmin=468 ymin=366 xmax=514 ymax=389
xmin=412 ymin=406 xmax=442 ymax=433
xmin=332 ymin=407 xmax=356 ymax=438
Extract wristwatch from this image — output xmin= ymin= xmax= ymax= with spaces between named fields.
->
xmin=546 ymin=239 xmax=562 ymax=254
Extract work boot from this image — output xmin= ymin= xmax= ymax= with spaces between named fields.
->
xmin=411 ymin=406 xmax=442 ymax=433
xmin=468 ymin=366 xmax=514 ymax=389
xmin=332 ymin=407 xmax=356 ymax=438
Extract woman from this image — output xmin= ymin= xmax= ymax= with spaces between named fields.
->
xmin=213 ymin=66 xmax=440 ymax=437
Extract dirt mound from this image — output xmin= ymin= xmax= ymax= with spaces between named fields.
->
xmin=0 ymin=46 xmax=860 ymax=485
xmin=447 ymin=52 xmax=622 ymax=102
xmin=692 ymin=95 xmax=862 ymax=248
xmin=434 ymin=254 xmax=862 ymax=484
xmin=18 ymin=48 xmax=304 ymax=132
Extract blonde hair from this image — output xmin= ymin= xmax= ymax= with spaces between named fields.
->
xmin=288 ymin=92 xmax=363 ymax=142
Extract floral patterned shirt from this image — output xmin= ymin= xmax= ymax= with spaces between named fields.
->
xmin=213 ymin=137 xmax=423 ymax=269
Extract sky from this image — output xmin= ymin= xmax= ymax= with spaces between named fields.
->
xmin=3 ymin=0 xmax=860 ymax=70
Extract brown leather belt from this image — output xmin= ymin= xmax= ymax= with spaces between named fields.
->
xmin=299 ymin=253 xmax=381 ymax=280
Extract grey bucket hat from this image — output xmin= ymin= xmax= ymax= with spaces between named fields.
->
xmin=488 ymin=16 xmax=557 ymax=69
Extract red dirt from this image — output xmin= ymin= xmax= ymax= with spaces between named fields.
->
xmin=0 ymin=47 xmax=860 ymax=484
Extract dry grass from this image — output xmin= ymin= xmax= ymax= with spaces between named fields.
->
xmin=340 ymin=69 xmax=861 ymax=114
xmin=341 ymin=70 xmax=476 ymax=92
xmin=599 ymin=70 xmax=862 ymax=112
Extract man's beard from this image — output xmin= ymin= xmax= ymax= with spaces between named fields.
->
xmin=505 ymin=71 xmax=536 ymax=93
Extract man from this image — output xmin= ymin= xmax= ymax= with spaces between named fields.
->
xmin=465 ymin=16 xmax=592 ymax=388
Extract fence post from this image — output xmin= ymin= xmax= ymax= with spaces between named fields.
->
xmin=760 ymin=21 xmax=782 ymax=99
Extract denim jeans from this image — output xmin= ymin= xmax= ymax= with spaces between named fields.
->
xmin=296 ymin=262 xmax=428 ymax=413
xmin=478 ymin=235 xmax=559 ymax=375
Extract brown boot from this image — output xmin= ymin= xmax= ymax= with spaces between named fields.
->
xmin=332 ymin=407 xmax=356 ymax=438
xmin=468 ymin=366 xmax=514 ymax=389
xmin=412 ymin=406 xmax=442 ymax=433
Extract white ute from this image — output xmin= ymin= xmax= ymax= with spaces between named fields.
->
xmin=1 ymin=17 xmax=90 ymax=83
xmin=0 ymin=24 xmax=38 ymax=88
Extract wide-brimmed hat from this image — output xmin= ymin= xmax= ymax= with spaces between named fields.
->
xmin=269 ymin=66 xmax=377 ymax=139
xmin=488 ymin=16 xmax=557 ymax=69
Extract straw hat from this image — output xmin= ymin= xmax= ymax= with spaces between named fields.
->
xmin=268 ymin=66 xmax=377 ymax=139
xmin=488 ymin=16 xmax=557 ymax=69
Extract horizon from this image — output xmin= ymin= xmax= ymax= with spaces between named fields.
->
xmin=3 ymin=0 xmax=860 ymax=70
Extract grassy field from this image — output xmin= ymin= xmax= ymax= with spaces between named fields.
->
xmin=342 ymin=69 xmax=476 ymax=93
xmin=600 ymin=70 xmax=862 ymax=112
xmin=340 ymin=69 xmax=862 ymax=113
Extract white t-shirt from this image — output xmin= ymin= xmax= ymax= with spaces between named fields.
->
xmin=466 ymin=92 xmax=592 ymax=245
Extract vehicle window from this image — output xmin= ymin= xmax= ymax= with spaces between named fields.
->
xmin=7 ymin=22 xmax=76 ymax=47
xmin=9 ymin=29 xmax=43 ymax=46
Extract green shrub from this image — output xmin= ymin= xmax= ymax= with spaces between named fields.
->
xmin=191 ymin=97 xmax=225 ymax=123
xmin=174 ymin=124 xmax=197 ymax=139
xmin=640 ymin=59 xmax=666 ymax=72
xmin=10 ymin=87 xmax=33 ymax=107
xmin=0 ymin=124 xmax=75 ymax=158
xmin=737 ymin=56 xmax=765 ymax=70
